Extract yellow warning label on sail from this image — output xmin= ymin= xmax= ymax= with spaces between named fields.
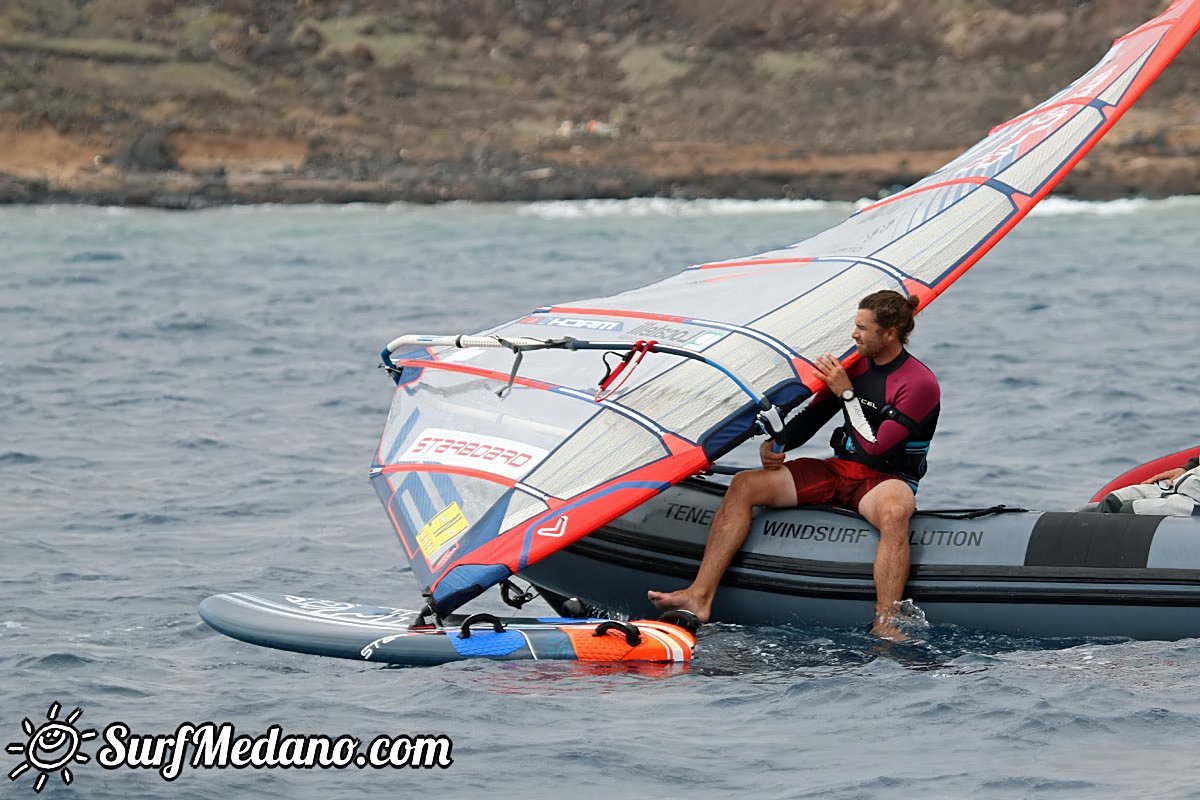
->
xmin=417 ymin=502 xmax=469 ymax=562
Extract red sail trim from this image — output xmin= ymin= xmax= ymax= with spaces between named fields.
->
xmin=698 ymin=265 xmax=810 ymax=284
xmin=860 ymin=177 xmax=991 ymax=213
xmin=692 ymin=257 xmax=814 ymax=270
xmin=793 ymin=349 xmax=864 ymax=399
xmin=794 ymin=358 xmax=825 ymax=391
xmin=987 ymin=98 xmax=1094 ymax=137
xmin=536 ymin=306 xmax=691 ymax=323
xmin=1120 ymin=1 xmax=1194 ymax=42
xmin=661 ymin=430 xmax=701 ymax=457
xmin=378 ymin=462 xmax=519 ymax=488
xmin=392 ymin=358 xmax=555 ymax=391
xmin=433 ymin=445 xmax=712 ymax=584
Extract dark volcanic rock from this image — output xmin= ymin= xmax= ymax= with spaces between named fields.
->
xmin=110 ymin=132 xmax=179 ymax=173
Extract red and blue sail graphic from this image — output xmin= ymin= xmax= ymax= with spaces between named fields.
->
xmin=372 ymin=0 xmax=1200 ymax=617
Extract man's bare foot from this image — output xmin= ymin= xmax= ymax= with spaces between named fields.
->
xmin=870 ymin=621 xmax=909 ymax=642
xmin=870 ymin=615 xmax=909 ymax=642
xmin=647 ymin=588 xmax=711 ymax=623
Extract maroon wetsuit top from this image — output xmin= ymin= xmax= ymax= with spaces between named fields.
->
xmin=783 ymin=349 xmax=941 ymax=490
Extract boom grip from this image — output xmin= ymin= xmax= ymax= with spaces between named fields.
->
xmin=756 ymin=405 xmax=787 ymax=454
xmin=384 ymin=333 xmax=551 ymax=354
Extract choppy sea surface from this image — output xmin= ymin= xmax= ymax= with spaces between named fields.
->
xmin=3 ymin=197 xmax=1199 ymax=799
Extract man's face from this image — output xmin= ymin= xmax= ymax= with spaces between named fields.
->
xmin=851 ymin=308 xmax=892 ymax=359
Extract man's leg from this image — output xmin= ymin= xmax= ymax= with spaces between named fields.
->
xmin=648 ymin=466 xmax=797 ymax=622
xmin=856 ymin=479 xmax=916 ymax=639
xmin=1099 ymin=483 xmax=1158 ymax=513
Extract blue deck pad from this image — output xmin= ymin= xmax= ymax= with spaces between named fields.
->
xmin=448 ymin=629 xmax=533 ymax=658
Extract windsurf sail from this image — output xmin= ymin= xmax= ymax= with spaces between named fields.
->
xmin=372 ymin=0 xmax=1200 ymax=617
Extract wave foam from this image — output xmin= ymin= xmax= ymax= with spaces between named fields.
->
xmin=517 ymin=196 xmax=850 ymax=219
xmin=1029 ymin=195 xmax=1200 ymax=216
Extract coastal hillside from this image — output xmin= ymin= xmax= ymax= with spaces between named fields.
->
xmin=2 ymin=0 xmax=1199 ymax=205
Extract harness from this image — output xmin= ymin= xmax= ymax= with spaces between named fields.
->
xmin=831 ymin=402 xmax=930 ymax=489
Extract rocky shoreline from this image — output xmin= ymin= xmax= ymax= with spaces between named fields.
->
xmin=3 ymin=144 xmax=1198 ymax=209
xmin=3 ymin=0 xmax=1199 ymax=208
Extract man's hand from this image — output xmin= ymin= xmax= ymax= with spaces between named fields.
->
xmin=1144 ymin=467 xmax=1186 ymax=484
xmin=759 ymin=438 xmax=786 ymax=470
xmin=815 ymin=353 xmax=852 ymax=396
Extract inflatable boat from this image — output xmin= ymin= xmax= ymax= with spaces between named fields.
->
xmin=519 ymin=447 xmax=1200 ymax=640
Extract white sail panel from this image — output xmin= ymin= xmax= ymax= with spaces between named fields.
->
xmin=521 ymin=409 xmax=670 ymax=500
xmin=874 ymin=189 xmax=1015 ymax=285
xmin=996 ymin=110 xmax=1103 ymax=194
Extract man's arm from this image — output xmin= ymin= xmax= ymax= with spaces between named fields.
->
xmin=843 ymin=365 xmax=940 ymax=456
xmin=1144 ymin=455 xmax=1199 ymax=484
xmin=781 ymin=388 xmax=839 ymax=450
xmin=842 ymin=402 xmax=910 ymax=455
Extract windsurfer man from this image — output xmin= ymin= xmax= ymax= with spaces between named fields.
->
xmin=648 ymin=290 xmax=941 ymax=639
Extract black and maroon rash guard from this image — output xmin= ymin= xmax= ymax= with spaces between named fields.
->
xmin=783 ymin=349 xmax=941 ymax=490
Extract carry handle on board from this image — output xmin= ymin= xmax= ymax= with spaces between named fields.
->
xmin=592 ymin=620 xmax=642 ymax=646
xmin=458 ymin=613 xmax=506 ymax=638
xmin=657 ymin=609 xmax=701 ymax=634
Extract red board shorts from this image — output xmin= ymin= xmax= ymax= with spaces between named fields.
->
xmin=783 ymin=457 xmax=896 ymax=513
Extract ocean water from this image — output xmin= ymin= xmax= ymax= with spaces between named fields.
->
xmin=2 ymin=197 xmax=1199 ymax=799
